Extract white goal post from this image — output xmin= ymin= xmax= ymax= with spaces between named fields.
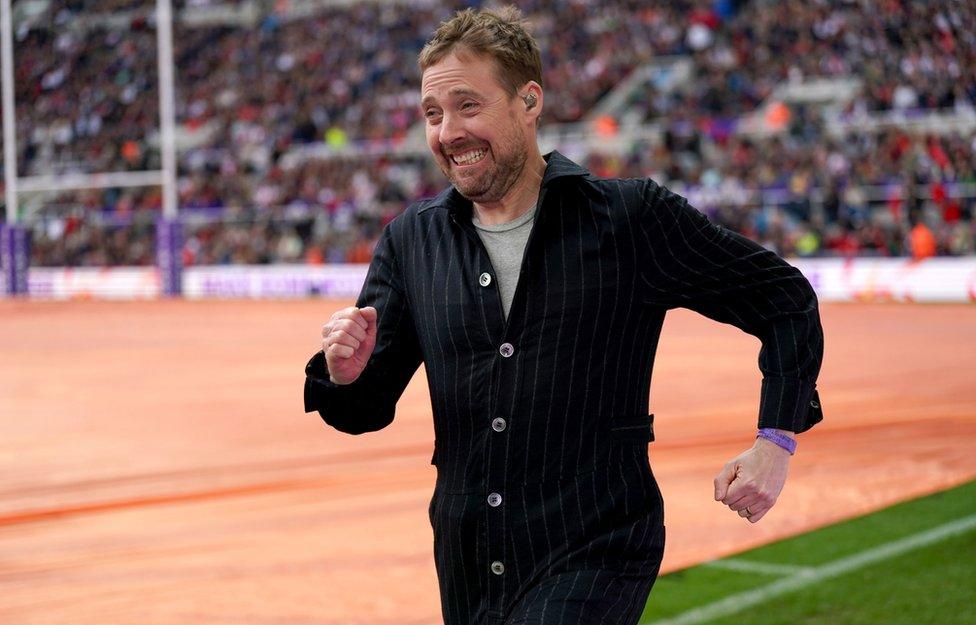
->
xmin=0 ymin=0 xmax=180 ymax=296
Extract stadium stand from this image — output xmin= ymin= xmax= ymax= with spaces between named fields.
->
xmin=4 ymin=0 xmax=974 ymax=266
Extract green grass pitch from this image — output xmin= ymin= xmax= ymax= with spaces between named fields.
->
xmin=639 ymin=480 xmax=976 ymax=625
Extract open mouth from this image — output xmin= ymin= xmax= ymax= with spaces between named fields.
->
xmin=450 ymin=148 xmax=488 ymax=166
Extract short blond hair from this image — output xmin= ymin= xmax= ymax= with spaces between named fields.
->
xmin=418 ymin=6 xmax=543 ymax=97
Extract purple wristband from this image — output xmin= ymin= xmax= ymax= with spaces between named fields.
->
xmin=757 ymin=428 xmax=797 ymax=455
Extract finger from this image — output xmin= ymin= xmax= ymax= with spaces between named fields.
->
xmin=748 ymin=507 xmax=770 ymax=523
xmin=331 ymin=307 xmax=370 ymax=330
xmin=737 ymin=502 xmax=766 ymax=520
xmin=723 ymin=488 xmax=748 ymax=508
xmin=723 ymin=477 xmax=757 ymax=506
xmin=361 ymin=306 xmax=378 ymax=334
xmin=724 ymin=482 xmax=760 ymax=509
xmin=730 ymin=485 xmax=776 ymax=511
xmin=321 ymin=322 xmax=333 ymax=338
xmin=326 ymin=329 xmax=362 ymax=351
xmin=327 ymin=343 xmax=355 ymax=359
xmin=714 ymin=463 xmax=736 ymax=501
xmin=331 ymin=319 xmax=368 ymax=342
xmin=728 ymin=494 xmax=760 ymax=512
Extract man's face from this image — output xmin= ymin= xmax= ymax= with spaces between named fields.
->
xmin=420 ymin=50 xmax=530 ymax=204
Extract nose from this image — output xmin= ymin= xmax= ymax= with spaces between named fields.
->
xmin=438 ymin=111 xmax=465 ymax=146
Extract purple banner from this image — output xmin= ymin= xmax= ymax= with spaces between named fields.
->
xmin=1 ymin=225 xmax=30 ymax=296
xmin=183 ymin=266 xmax=369 ymax=299
xmin=156 ymin=219 xmax=183 ymax=297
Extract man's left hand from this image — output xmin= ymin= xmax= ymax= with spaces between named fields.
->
xmin=713 ymin=432 xmax=793 ymax=523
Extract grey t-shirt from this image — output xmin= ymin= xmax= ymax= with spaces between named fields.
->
xmin=472 ymin=206 xmax=537 ymax=320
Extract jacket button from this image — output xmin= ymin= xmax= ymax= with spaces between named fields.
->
xmin=491 ymin=561 xmax=505 ymax=575
xmin=491 ymin=417 xmax=507 ymax=432
xmin=499 ymin=343 xmax=514 ymax=358
xmin=487 ymin=492 xmax=502 ymax=507
xmin=479 ymin=272 xmax=492 ymax=287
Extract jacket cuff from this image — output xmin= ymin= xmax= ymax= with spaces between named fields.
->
xmin=302 ymin=351 xmax=395 ymax=434
xmin=304 ymin=350 xmax=329 ymax=382
xmin=304 ymin=351 xmax=336 ymax=412
xmin=758 ymin=378 xmax=823 ymax=433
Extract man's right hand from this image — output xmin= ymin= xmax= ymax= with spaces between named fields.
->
xmin=321 ymin=306 xmax=378 ymax=385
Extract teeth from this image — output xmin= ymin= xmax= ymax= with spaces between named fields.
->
xmin=452 ymin=148 xmax=487 ymax=165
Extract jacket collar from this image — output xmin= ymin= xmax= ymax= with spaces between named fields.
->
xmin=540 ymin=149 xmax=590 ymax=185
xmin=418 ymin=150 xmax=589 ymax=214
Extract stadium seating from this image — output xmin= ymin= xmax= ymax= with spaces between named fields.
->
xmin=8 ymin=0 xmax=975 ymax=265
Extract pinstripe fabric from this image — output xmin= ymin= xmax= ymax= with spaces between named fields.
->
xmin=304 ymin=151 xmax=824 ymax=624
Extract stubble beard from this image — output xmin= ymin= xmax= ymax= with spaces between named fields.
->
xmin=441 ymin=126 xmax=527 ymax=204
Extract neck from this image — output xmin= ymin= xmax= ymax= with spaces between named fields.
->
xmin=472 ymin=150 xmax=547 ymax=226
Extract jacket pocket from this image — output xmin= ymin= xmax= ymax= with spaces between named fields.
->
xmin=609 ymin=414 xmax=655 ymax=443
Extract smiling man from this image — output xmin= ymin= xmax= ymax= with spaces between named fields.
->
xmin=304 ymin=7 xmax=824 ymax=625
xmin=419 ymin=43 xmax=545 ymax=225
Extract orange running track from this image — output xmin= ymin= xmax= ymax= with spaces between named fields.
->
xmin=1 ymin=300 xmax=974 ymax=625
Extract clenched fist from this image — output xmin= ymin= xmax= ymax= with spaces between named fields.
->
xmin=321 ymin=306 xmax=378 ymax=385
xmin=713 ymin=434 xmax=792 ymax=523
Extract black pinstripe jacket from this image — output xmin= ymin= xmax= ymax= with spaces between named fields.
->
xmin=304 ymin=151 xmax=824 ymax=624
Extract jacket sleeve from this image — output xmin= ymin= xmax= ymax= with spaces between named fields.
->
xmin=303 ymin=220 xmax=423 ymax=434
xmin=636 ymin=179 xmax=824 ymax=433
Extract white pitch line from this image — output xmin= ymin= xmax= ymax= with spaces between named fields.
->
xmin=643 ymin=513 xmax=976 ymax=625
xmin=703 ymin=559 xmax=814 ymax=576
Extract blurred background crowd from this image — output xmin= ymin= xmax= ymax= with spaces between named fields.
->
xmin=5 ymin=0 xmax=975 ymax=267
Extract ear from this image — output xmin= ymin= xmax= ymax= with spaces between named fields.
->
xmin=519 ymin=81 xmax=543 ymax=124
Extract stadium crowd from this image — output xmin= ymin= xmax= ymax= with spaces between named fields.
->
xmin=14 ymin=21 xmax=160 ymax=176
xmin=630 ymin=0 xmax=976 ymax=121
xmin=6 ymin=0 xmax=976 ymax=266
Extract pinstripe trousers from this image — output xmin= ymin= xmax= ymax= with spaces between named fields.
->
xmin=305 ymin=151 xmax=825 ymax=624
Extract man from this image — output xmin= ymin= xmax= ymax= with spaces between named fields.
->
xmin=304 ymin=7 xmax=824 ymax=625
